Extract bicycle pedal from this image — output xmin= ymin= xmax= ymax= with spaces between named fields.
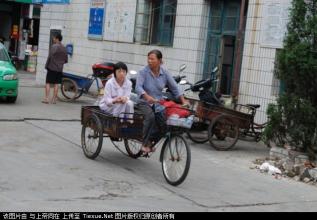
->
xmin=110 ymin=137 xmax=120 ymax=142
xmin=141 ymin=152 xmax=152 ymax=158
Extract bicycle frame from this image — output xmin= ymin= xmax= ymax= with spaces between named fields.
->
xmin=238 ymin=105 xmax=266 ymax=141
xmin=81 ymin=75 xmax=104 ymax=94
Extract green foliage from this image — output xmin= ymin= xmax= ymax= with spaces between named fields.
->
xmin=264 ymin=0 xmax=317 ymax=160
xmin=264 ymin=95 xmax=317 ymax=159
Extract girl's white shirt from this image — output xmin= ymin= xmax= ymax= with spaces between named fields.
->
xmin=99 ymin=76 xmax=132 ymax=113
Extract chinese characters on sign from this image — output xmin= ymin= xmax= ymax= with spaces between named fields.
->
xmin=87 ymin=0 xmax=137 ymax=42
xmin=103 ymin=0 xmax=137 ymax=43
xmin=260 ymin=0 xmax=291 ymax=49
xmin=88 ymin=0 xmax=106 ymax=40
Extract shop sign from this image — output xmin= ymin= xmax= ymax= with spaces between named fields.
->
xmin=8 ymin=0 xmax=33 ymax=3
xmin=88 ymin=0 xmax=106 ymax=40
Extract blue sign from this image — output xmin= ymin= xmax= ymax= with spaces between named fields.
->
xmin=88 ymin=3 xmax=105 ymax=40
xmin=66 ymin=44 xmax=73 ymax=56
xmin=33 ymin=0 xmax=70 ymax=3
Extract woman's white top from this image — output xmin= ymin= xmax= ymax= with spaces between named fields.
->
xmin=99 ymin=76 xmax=132 ymax=112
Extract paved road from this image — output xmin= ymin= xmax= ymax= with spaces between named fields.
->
xmin=0 ymin=72 xmax=317 ymax=212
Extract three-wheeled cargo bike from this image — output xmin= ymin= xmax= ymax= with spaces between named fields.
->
xmin=81 ymin=105 xmax=193 ymax=186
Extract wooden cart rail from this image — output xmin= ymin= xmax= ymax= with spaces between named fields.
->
xmin=187 ymin=98 xmax=253 ymax=129
xmin=186 ymin=97 xmax=266 ymax=151
xmin=81 ymin=106 xmax=144 ymax=141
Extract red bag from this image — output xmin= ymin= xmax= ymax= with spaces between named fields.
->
xmin=159 ymin=100 xmax=190 ymax=118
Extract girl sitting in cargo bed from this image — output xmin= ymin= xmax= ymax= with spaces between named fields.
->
xmin=99 ymin=62 xmax=134 ymax=121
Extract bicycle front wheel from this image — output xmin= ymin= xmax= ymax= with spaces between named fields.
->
xmin=124 ymin=139 xmax=143 ymax=159
xmin=161 ymin=134 xmax=191 ymax=186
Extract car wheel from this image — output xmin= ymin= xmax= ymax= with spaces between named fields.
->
xmin=7 ymin=96 xmax=17 ymax=103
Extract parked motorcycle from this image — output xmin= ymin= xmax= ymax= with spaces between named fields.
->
xmin=182 ymin=66 xmax=222 ymax=105
xmin=180 ymin=66 xmax=223 ymax=143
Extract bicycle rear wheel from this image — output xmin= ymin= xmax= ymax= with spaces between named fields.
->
xmin=161 ymin=134 xmax=191 ymax=186
xmin=81 ymin=114 xmax=103 ymax=159
xmin=75 ymin=89 xmax=84 ymax=99
xmin=61 ymin=78 xmax=79 ymax=100
xmin=186 ymin=120 xmax=209 ymax=144
xmin=124 ymin=139 xmax=143 ymax=159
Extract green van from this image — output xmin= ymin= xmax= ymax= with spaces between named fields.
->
xmin=0 ymin=43 xmax=18 ymax=103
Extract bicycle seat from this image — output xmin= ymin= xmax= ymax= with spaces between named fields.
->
xmin=246 ymin=104 xmax=260 ymax=109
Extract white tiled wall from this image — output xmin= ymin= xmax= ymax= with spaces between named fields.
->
xmin=239 ymin=0 xmax=278 ymax=124
xmin=36 ymin=0 xmax=210 ymax=89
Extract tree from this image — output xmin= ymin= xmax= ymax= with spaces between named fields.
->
xmin=263 ymin=0 xmax=317 ymax=160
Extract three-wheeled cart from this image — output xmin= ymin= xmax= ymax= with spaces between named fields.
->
xmin=81 ymin=106 xmax=192 ymax=186
xmin=187 ymin=98 xmax=256 ymax=151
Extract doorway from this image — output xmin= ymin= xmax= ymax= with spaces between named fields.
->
xmin=0 ymin=13 xmax=12 ymax=49
xmin=203 ymin=0 xmax=241 ymax=95
xmin=219 ymin=35 xmax=236 ymax=95
xmin=49 ymin=29 xmax=62 ymax=52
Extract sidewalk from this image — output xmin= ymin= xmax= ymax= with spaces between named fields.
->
xmin=0 ymin=70 xmax=96 ymax=121
xmin=17 ymin=70 xmax=41 ymax=88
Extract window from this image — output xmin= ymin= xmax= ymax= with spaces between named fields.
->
xmin=0 ymin=46 xmax=9 ymax=62
xmin=134 ymin=0 xmax=177 ymax=46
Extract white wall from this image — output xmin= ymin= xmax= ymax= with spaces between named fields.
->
xmin=36 ymin=0 xmax=210 ymax=90
xmin=238 ymin=0 xmax=279 ymax=124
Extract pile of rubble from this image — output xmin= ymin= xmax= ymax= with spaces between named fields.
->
xmin=250 ymin=147 xmax=317 ymax=185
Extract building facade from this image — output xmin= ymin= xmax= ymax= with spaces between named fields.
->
xmin=36 ymin=0 xmax=291 ymax=123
